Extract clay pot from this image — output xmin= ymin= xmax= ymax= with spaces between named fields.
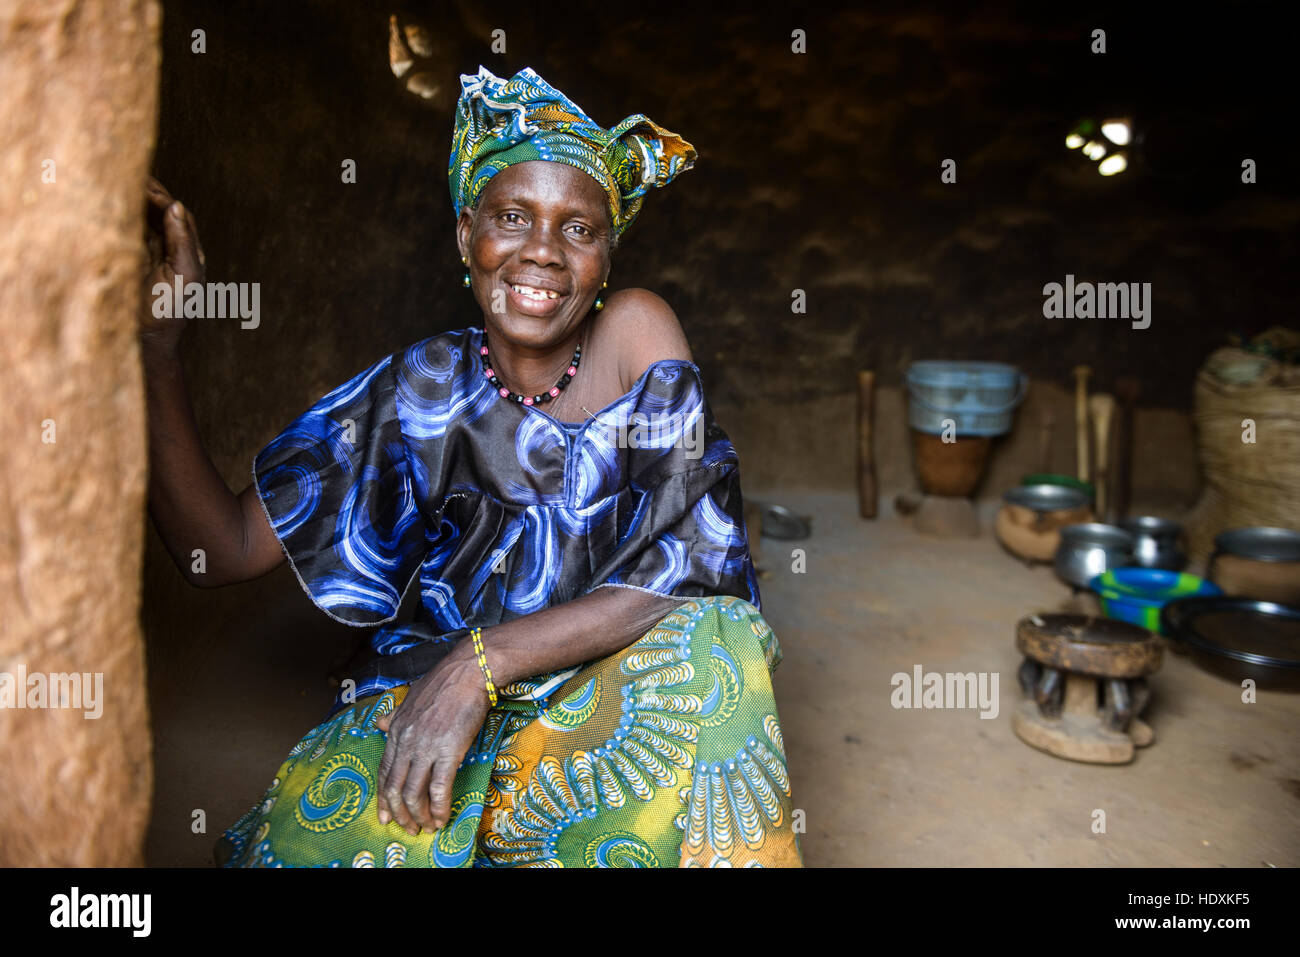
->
xmin=996 ymin=503 xmax=1095 ymax=562
xmin=1210 ymin=553 xmax=1300 ymax=605
xmin=912 ymin=430 xmax=992 ymax=497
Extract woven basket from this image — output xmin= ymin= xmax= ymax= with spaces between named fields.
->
xmin=1184 ymin=354 xmax=1300 ymax=563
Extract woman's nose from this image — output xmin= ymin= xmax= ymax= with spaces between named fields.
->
xmin=517 ymin=221 xmax=565 ymax=268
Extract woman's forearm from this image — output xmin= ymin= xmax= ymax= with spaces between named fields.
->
xmin=143 ymin=349 xmax=278 ymax=586
xmin=470 ymin=585 xmax=683 ymax=688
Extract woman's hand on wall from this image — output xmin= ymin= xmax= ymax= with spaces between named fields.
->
xmin=137 ymin=176 xmax=286 ymax=588
xmin=141 ymin=177 xmax=204 ymax=359
xmin=374 ymin=649 xmax=492 ymax=836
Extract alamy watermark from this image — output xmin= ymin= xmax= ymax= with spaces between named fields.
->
xmin=1042 ymin=274 xmax=1151 ymax=329
xmin=589 ymin=409 xmax=705 ymax=459
xmin=152 ymin=275 xmax=260 ymax=329
xmin=0 ymin=665 xmax=103 ymax=719
xmin=890 ymin=664 xmax=1000 ymax=719
xmin=50 ymin=887 xmax=150 ymax=937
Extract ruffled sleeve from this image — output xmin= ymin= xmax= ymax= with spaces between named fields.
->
xmin=252 ymin=351 xmax=427 ymax=626
xmin=585 ymin=364 xmax=761 ymax=608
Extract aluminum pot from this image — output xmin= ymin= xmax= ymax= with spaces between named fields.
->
xmin=1054 ymin=523 xmax=1135 ymax=589
xmin=1120 ymin=516 xmax=1186 ymax=570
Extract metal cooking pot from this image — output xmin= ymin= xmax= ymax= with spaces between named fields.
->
xmin=1055 ymin=523 xmax=1135 ymax=589
xmin=1120 ymin=516 xmax=1186 ymax=570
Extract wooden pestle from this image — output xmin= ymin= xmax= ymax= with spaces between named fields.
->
xmin=1072 ymin=366 xmax=1092 ymax=483
xmin=857 ymin=371 xmax=877 ymax=519
xmin=1089 ymin=393 xmax=1117 ymax=521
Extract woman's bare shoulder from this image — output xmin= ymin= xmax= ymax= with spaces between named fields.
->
xmin=594 ymin=287 xmax=694 ymax=391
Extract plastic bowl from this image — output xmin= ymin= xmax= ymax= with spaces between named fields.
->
xmin=1090 ymin=568 xmax=1222 ymax=634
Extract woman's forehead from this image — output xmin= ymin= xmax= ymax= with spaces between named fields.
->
xmin=478 ymin=161 xmax=608 ymax=213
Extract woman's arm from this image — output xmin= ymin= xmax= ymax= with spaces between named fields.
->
xmin=141 ymin=179 xmax=284 ymax=586
xmin=375 ymin=585 xmax=682 ymax=835
xmin=472 ymin=584 xmax=682 ymax=687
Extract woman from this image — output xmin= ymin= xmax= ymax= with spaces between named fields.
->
xmin=142 ymin=65 xmax=801 ymax=867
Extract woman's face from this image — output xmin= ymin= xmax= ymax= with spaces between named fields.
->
xmin=457 ymin=160 xmax=612 ymax=353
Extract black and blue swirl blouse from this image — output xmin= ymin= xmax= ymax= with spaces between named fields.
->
xmin=253 ymin=326 xmax=760 ymax=704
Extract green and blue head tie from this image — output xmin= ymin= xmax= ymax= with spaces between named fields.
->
xmin=449 ymin=65 xmax=696 ymax=237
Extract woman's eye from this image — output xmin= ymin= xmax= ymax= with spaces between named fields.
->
xmin=500 ymin=212 xmax=524 ymax=225
xmin=568 ymin=224 xmax=591 ymax=237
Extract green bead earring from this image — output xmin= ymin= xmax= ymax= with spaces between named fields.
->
xmin=462 ymin=256 xmax=471 ymax=288
xmin=594 ymin=280 xmax=608 ymax=311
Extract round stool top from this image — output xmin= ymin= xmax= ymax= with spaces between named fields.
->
xmin=1016 ymin=613 xmax=1163 ymax=678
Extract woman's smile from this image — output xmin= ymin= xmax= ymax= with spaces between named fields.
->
xmin=502 ymin=275 xmax=570 ymax=317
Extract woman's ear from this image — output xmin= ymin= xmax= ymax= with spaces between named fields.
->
xmin=455 ymin=207 xmax=475 ymax=261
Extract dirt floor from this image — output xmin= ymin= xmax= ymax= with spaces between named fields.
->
xmin=756 ymin=490 xmax=1300 ymax=867
xmin=145 ymin=489 xmax=1300 ymax=867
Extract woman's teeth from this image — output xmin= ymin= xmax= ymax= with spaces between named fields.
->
xmin=510 ymin=283 xmax=560 ymax=301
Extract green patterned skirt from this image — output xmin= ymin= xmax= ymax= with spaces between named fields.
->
xmin=218 ymin=596 xmax=802 ymax=867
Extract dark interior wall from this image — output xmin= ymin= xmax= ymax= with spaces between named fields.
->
xmin=142 ymin=0 xmax=1297 ymax=858
xmin=151 ymin=1 xmax=1298 ymax=423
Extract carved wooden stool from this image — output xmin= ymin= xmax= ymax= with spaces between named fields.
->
xmin=1012 ymin=613 xmax=1163 ymax=764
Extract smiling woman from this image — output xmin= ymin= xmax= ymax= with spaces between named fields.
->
xmin=140 ymin=64 xmax=801 ymax=867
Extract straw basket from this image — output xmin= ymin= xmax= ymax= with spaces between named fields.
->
xmin=1184 ymin=359 xmax=1300 ymax=564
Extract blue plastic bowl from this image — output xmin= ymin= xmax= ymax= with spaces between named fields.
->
xmin=1089 ymin=568 xmax=1222 ymax=634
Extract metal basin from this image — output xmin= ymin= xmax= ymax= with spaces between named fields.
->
xmin=1055 ymin=523 xmax=1135 ymax=589
xmin=1162 ymin=596 xmax=1300 ymax=690
xmin=1003 ymin=484 xmax=1091 ymax=514
xmin=1120 ymin=516 xmax=1186 ymax=570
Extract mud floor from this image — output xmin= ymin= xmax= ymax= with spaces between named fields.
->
xmin=756 ymin=490 xmax=1300 ymax=867
xmin=145 ymin=490 xmax=1300 ymax=866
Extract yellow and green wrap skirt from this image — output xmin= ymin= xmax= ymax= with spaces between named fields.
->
xmin=218 ymin=596 xmax=803 ymax=867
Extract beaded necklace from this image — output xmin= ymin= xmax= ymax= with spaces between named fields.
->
xmin=480 ymin=333 xmax=582 ymax=407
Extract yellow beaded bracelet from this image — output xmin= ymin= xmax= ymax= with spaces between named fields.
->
xmin=469 ymin=626 xmax=498 ymax=707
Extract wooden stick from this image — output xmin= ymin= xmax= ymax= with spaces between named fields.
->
xmin=1072 ymin=365 xmax=1092 ymax=482
xmin=1038 ymin=405 xmax=1054 ymax=474
xmin=1090 ymin=393 xmax=1116 ymax=521
xmin=857 ymin=371 xmax=877 ymax=518
xmin=1114 ymin=376 xmax=1140 ymax=520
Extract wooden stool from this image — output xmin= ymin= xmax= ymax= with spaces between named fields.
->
xmin=1012 ymin=613 xmax=1163 ymax=764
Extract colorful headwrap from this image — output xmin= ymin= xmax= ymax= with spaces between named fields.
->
xmin=449 ymin=66 xmax=696 ymax=237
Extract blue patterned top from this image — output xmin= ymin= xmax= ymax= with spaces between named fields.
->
xmin=253 ymin=326 xmax=760 ymax=703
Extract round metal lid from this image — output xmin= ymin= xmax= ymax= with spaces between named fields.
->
xmin=1120 ymin=515 xmax=1182 ymax=536
xmin=760 ymin=504 xmax=811 ymax=540
xmin=1214 ymin=527 xmax=1300 ymax=563
xmin=1003 ymin=484 xmax=1090 ymax=512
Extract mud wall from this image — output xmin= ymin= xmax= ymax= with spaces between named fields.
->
xmin=0 ymin=0 xmax=159 ymax=866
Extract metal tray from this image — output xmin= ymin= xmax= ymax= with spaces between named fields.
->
xmin=1160 ymin=596 xmax=1300 ymax=691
